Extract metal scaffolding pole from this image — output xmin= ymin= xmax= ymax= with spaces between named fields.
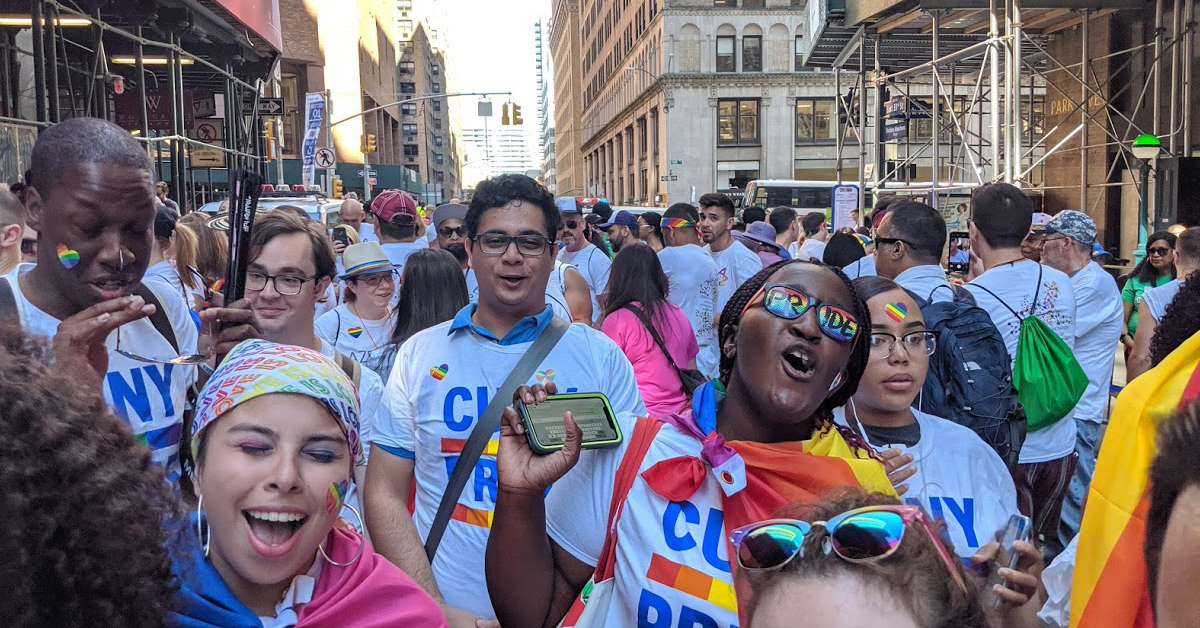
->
xmin=932 ymin=10 xmax=941 ymax=204
xmin=1170 ymin=0 xmax=1182 ymax=153
xmin=31 ymin=0 xmax=46 ymax=122
xmin=1081 ymin=9 xmax=1090 ymax=210
xmin=1013 ymin=0 xmax=1023 ymax=183
xmin=1154 ymin=0 xmax=1165 ymax=136
xmin=859 ymin=37 xmax=868 ymax=197
xmin=1185 ymin=0 xmax=1194 ymax=154
xmin=990 ymin=0 xmax=1002 ymax=180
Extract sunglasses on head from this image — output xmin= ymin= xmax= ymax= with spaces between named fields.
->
xmin=729 ymin=505 xmax=967 ymax=592
xmin=439 ymin=225 xmax=467 ymax=238
xmin=741 ymin=282 xmax=860 ymax=343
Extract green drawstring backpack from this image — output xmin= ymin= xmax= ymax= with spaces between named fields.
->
xmin=974 ymin=265 xmax=1088 ymax=431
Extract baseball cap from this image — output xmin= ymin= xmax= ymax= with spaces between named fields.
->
xmin=590 ymin=201 xmax=613 ymax=222
xmin=599 ymin=210 xmax=638 ymax=230
xmin=1046 ymin=209 xmax=1097 ymax=244
xmin=555 ymin=197 xmax=581 ymax=213
xmin=431 ymin=202 xmax=468 ymax=227
xmin=1030 ymin=211 xmax=1053 ymax=234
xmin=371 ymin=189 xmax=419 ymax=223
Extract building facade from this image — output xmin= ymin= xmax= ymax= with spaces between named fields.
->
xmin=550 ymin=0 xmax=586 ymax=196
xmin=461 ymin=125 xmax=539 ymax=181
xmin=537 ymin=18 xmax=558 ymax=193
xmin=398 ymin=13 xmax=463 ymax=203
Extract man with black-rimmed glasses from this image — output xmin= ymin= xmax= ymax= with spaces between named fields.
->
xmin=366 ymin=174 xmax=645 ymax=627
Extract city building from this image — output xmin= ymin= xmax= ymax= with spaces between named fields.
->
xmin=550 ymin=0 xmax=586 ymax=197
xmin=461 ymin=124 xmax=539 ymax=182
xmin=537 ymin=18 xmax=557 ymax=193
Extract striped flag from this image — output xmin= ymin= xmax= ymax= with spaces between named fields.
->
xmin=1071 ymin=330 xmax=1200 ymax=628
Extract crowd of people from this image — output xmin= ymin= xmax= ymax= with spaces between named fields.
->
xmin=5 ymin=116 xmax=1200 ymax=628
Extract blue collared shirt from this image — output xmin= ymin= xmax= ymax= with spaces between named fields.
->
xmin=448 ymin=303 xmax=556 ymax=345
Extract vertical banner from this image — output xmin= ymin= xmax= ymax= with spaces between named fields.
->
xmin=832 ymin=184 xmax=860 ymax=230
xmin=301 ymin=93 xmax=325 ymax=186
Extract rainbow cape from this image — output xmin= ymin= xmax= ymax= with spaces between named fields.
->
xmin=1070 ymin=330 xmax=1200 ymax=628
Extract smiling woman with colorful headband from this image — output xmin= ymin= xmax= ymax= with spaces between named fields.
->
xmin=173 ymin=339 xmax=446 ymax=628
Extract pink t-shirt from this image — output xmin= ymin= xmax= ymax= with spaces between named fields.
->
xmin=601 ymin=301 xmax=699 ymax=416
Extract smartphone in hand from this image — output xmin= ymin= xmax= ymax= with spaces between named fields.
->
xmin=947 ymin=231 xmax=970 ymax=274
xmin=988 ymin=514 xmax=1032 ymax=607
xmin=515 ymin=392 xmax=623 ymax=455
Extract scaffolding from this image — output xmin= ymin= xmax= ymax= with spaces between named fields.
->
xmin=0 ymin=0 xmax=278 ymax=209
xmin=802 ymin=0 xmax=1194 ymax=250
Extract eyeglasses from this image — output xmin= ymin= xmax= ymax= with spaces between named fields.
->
xmin=729 ymin=505 xmax=967 ymax=592
xmin=741 ymin=283 xmax=860 ymax=343
xmin=561 ymin=220 xmax=580 ymax=230
xmin=1149 ymin=246 xmax=1173 ymax=256
xmin=246 ymin=271 xmax=320 ymax=295
xmin=874 ymin=236 xmax=915 ymax=248
xmin=1040 ymin=235 xmax=1067 ymax=248
xmin=351 ymin=272 xmax=396 ymax=287
xmin=439 ymin=225 xmax=467 ymax=238
xmin=473 ymin=233 xmax=555 ymax=257
xmin=869 ymin=331 xmax=937 ymax=359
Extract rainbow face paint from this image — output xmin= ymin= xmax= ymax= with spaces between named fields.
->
xmin=885 ymin=301 xmax=909 ymax=322
xmin=326 ymin=480 xmax=350 ymax=515
xmin=56 ymin=244 xmax=80 ymax=268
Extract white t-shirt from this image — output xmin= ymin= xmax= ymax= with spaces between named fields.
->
xmin=558 ymin=243 xmax=611 ymax=324
xmin=834 ymin=408 xmax=1018 ymax=554
xmin=314 ymin=303 xmax=396 ymax=365
xmin=1143 ymin=277 xmax=1183 ymax=321
xmin=894 ymin=264 xmax=955 ymax=303
xmin=317 ymin=338 xmax=383 ymax=459
xmin=381 ymin=240 xmax=426 ymax=276
xmin=658 ymin=244 xmax=720 ymax=379
xmin=547 ymin=414 xmax=743 ymax=628
xmin=798 ymin=238 xmax=827 ymax=261
xmin=376 ymin=320 xmax=646 ymax=619
xmin=357 ymin=222 xmax=378 ymax=242
xmin=144 ymin=259 xmax=205 ymax=310
xmin=1067 ymin=262 xmax=1123 ymax=423
xmin=463 ymin=264 xmax=572 ymax=322
xmin=7 ymin=266 xmax=199 ymax=480
xmin=842 ymin=253 xmax=876 ymax=280
xmin=965 ymin=259 xmax=1078 ymax=463
xmin=706 ymin=240 xmax=761 ymax=317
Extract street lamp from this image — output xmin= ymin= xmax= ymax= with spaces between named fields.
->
xmin=1131 ymin=133 xmax=1161 ymax=263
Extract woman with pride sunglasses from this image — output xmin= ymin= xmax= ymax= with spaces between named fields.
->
xmin=487 ymin=260 xmax=899 ymax=628
xmin=736 ymin=488 xmax=987 ymax=628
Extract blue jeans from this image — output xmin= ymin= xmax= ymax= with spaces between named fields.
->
xmin=1055 ymin=420 xmax=1105 ymax=558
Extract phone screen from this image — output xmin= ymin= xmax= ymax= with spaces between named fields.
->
xmin=947 ymin=231 xmax=970 ymax=273
xmin=523 ymin=396 xmax=617 ymax=448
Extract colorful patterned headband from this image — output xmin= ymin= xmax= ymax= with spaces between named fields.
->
xmin=664 ymin=217 xmax=697 ymax=229
xmin=191 ymin=339 xmax=363 ymax=466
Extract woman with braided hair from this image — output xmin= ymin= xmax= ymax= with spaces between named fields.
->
xmin=486 ymin=259 xmax=898 ymax=628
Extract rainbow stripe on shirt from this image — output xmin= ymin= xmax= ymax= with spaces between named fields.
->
xmin=645 ymin=553 xmax=737 ymax=612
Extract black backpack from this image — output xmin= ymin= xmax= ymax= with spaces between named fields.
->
xmin=915 ymin=284 xmax=1026 ymax=467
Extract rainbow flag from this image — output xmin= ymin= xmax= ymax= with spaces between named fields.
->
xmin=1071 ymin=330 xmax=1200 ymax=628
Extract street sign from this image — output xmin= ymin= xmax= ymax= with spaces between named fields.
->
xmin=659 ymin=174 xmax=679 ymax=182
xmin=358 ymin=168 xmax=378 ymax=177
xmin=244 ymin=98 xmax=284 ymax=117
xmin=188 ymin=119 xmax=226 ymax=168
xmin=670 ymin=160 xmax=683 ymax=165
xmin=368 ymin=177 xmax=378 ymax=186
xmin=314 ymin=147 xmax=336 ymax=169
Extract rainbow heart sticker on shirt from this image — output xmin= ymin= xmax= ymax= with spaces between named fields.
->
xmin=885 ymin=301 xmax=908 ymax=322
xmin=536 ymin=369 xmax=556 ymax=383
xmin=430 ymin=364 xmax=448 ymax=380
xmin=56 ymin=244 xmax=80 ymax=269
xmin=347 ymin=326 xmax=363 ymax=338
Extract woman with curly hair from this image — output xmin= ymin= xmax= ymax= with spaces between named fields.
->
xmin=486 ymin=259 xmax=898 ymax=628
xmin=173 ymin=339 xmax=446 ymax=627
xmin=0 ymin=325 xmax=182 ymax=628
xmin=1149 ymin=268 xmax=1200 ymax=368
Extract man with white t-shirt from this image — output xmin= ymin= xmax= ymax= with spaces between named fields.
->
xmin=1 ymin=117 xmax=208 ymax=484
xmin=365 ymin=174 xmax=645 ymax=626
xmin=797 ymin=211 xmax=830 ymax=261
xmin=556 ymin=196 xmax=611 ymax=323
xmin=372 ymin=189 xmax=427 ymax=278
xmin=658 ymin=203 xmax=720 ymax=379
xmin=697 ymin=192 xmax=761 ymax=319
xmin=1039 ymin=210 xmax=1123 ymax=553
xmin=963 ymin=183 xmax=1078 ymax=549
xmin=874 ymin=201 xmax=955 ymax=303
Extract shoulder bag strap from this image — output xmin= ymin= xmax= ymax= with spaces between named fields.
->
xmin=625 ymin=304 xmax=691 ymax=394
xmin=424 ymin=315 xmax=572 ymax=561
xmin=592 ymin=417 xmax=664 ymax=579
xmin=132 ymin=282 xmax=180 ymax=354
xmin=969 ymin=282 xmax=1021 ymax=320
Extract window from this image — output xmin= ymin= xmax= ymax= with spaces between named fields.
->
xmin=637 ymin=116 xmax=647 ymax=157
xmin=400 ymin=82 xmax=416 ymax=94
xmin=435 ymin=153 xmax=444 ymax=165
xmin=401 ymin=103 xmax=416 ymax=116
xmin=400 ymin=41 xmax=413 ymax=52
xmin=432 ymin=82 xmax=442 ymax=93
xmin=431 ymin=64 xmax=441 ymax=75
xmin=402 ymin=123 xmax=418 ymax=135
xmin=795 ymin=98 xmax=836 ymax=142
xmin=400 ymin=61 xmax=414 ymax=75
xmin=718 ymin=98 xmax=760 ymax=145
xmin=716 ymin=36 xmax=735 ymax=72
xmin=281 ymin=72 xmax=300 ymax=157
xmin=434 ymin=119 xmax=442 ymax=130
xmin=398 ymin=20 xmax=413 ymax=37
xmin=1021 ymin=97 xmax=1045 ymax=140
xmin=434 ymin=136 xmax=443 ymax=147
xmin=432 ymin=101 xmax=442 ymax=112
xmin=714 ymin=0 xmax=737 ymax=5
xmin=435 ymin=172 xmax=445 ymax=183
xmin=404 ymin=144 xmax=419 ymax=157
xmin=795 ymin=36 xmax=804 ymax=71
xmin=742 ymin=36 xmax=762 ymax=72
xmin=744 ymin=0 xmax=764 ymax=6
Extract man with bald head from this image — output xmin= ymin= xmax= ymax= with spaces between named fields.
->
xmin=339 ymin=197 xmax=376 ymax=244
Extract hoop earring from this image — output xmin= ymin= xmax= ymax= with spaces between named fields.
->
xmin=196 ymin=494 xmax=210 ymax=558
xmin=828 ymin=371 xmax=845 ymax=393
xmin=317 ymin=501 xmax=366 ymax=567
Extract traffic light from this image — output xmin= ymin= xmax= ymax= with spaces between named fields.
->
xmin=361 ymin=133 xmax=377 ymax=153
xmin=512 ymin=104 xmax=523 ymax=125
xmin=263 ymin=119 xmax=277 ymax=161
xmin=332 ymin=176 xmax=343 ymax=199
xmin=501 ymin=103 xmax=510 ymax=125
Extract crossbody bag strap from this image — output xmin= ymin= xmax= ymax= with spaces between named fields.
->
xmin=592 ymin=417 xmax=663 ymax=579
xmin=625 ymin=303 xmax=683 ymax=372
xmin=969 ymin=282 xmax=1021 ymax=320
xmin=424 ymin=315 xmax=571 ymax=561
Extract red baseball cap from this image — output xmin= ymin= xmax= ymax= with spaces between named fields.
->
xmin=370 ymin=189 xmax=419 ymax=223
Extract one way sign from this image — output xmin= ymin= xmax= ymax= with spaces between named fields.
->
xmin=244 ymin=98 xmax=284 ymax=117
